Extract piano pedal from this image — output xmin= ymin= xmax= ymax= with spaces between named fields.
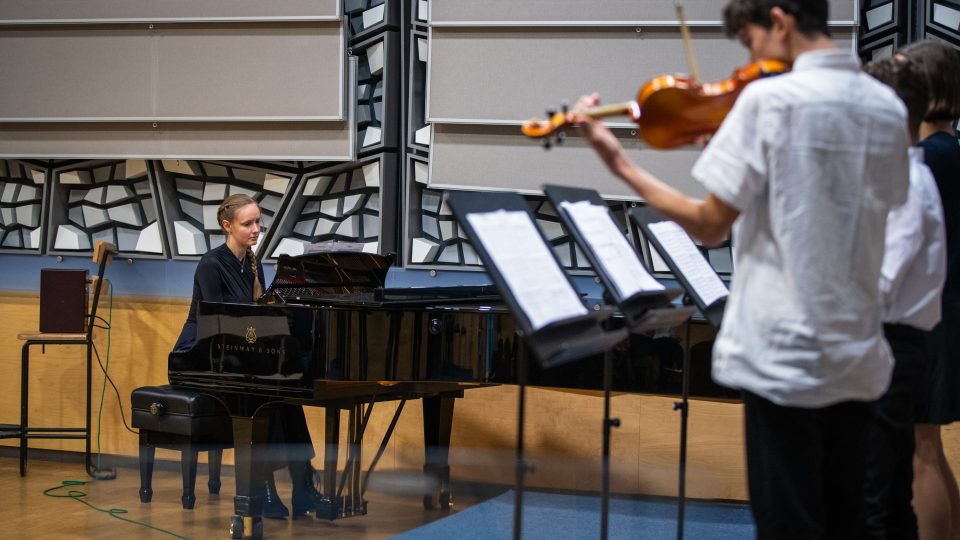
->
xmin=353 ymin=499 xmax=368 ymax=516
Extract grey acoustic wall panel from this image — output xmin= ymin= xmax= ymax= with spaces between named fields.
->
xmin=0 ymin=55 xmax=357 ymax=160
xmin=430 ymin=0 xmax=857 ymax=25
xmin=0 ymin=121 xmax=355 ymax=160
xmin=428 ymin=124 xmax=706 ymax=199
xmin=0 ymin=1 xmax=341 ymax=23
xmin=0 ymin=24 xmax=344 ymax=121
xmin=427 ymin=27 xmax=856 ymax=124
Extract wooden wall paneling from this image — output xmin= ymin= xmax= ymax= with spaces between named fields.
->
xmin=12 ymin=289 xmax=960 ymax=501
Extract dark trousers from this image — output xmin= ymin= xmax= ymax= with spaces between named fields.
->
xmin=744 ymin=391 xmax=873 ymax=540
xmin=264 ymin=404 xmax=315 ymax=472
xmin=863 ymin=324 xmax=926 ymax=540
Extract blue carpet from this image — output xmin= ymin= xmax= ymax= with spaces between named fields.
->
xmin=393 ymin=491 xmax=755 ymax=540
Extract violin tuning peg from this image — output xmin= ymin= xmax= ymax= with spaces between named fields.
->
xmin=542 ymin=138 xmax=552 ymax=150
xmin=556 ymin=131 xmax=566 ymax=145
xmin=545 ymin=108 xmax=557 ymax=118
xmin=561 ymin=101 xmax=569 ymax=114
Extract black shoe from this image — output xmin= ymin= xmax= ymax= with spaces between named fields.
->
xmin=262 ymin=475 xmax=289 ymax=519
xmin=290 ymin=461 xmax=322 ymax=517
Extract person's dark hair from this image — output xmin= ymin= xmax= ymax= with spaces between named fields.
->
xmin=723 ymin=0 xmax=830 ymax=39
xmin=217 ymin=193 xmax=262 ymax=300
xmin=897 ymin=39 xmax=960 ymax=123
xmin=863 ymin=54 xmax=930 ymax=141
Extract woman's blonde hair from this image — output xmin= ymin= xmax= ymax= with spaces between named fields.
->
xmin=216 ymin=193 xmax=262 ymax=300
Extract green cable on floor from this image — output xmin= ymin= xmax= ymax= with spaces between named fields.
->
xmin=43 ymin=480 xmax=190 ymax=540
xmin=43 ymin=282 xmax=190 ymax=540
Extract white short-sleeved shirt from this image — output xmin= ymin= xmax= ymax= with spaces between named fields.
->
xmin=691 ymin=49 xmax=911 ymax=408
xmin=880 ymin=147 xmax=946 ymax=330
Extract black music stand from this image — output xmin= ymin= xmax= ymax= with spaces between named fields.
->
xmin=543 ymin=185 xmax=694 ymax=540
xmin=629 ymin=206 xmax=729 ymax=540
xmin=445 ymin=190 xmax=627 ymax=540
xmin=629 ymin=207 xmax=728 ymax=327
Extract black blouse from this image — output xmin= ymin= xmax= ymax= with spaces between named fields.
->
xmin=173 ymin=242 xmax=265 ymax=351
xmin=920 ymin=131 xmax=960 ymax=302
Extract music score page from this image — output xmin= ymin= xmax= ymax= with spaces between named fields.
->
xmin=466 ymin=210 xmax=588 ymax=331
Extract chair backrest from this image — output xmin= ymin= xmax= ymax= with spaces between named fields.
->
xmin=86 ymin=241 xmax=116 ymax=340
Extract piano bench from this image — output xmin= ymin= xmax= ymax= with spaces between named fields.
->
xmin=131 ymin=385 xmax=233 ymax=510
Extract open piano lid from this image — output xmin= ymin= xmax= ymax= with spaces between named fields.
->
xmin=263 ymin=250 xmax=500 ymax=306
xmin=262 ymin=251 xmax=394 ymax=304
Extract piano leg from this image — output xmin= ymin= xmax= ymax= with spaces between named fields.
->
xmin=422 ymin=394 xmax=455 ymax=510
xmin=229 ymin=412 xmax=270 ymax=539
xmin=316 ymin=407 xmax=341 ymax=520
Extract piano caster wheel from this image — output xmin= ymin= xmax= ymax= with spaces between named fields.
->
xmin=423 ymin=491 xmax=453 ymax=510
xmin=229 ymin=516 xmax=262 ymax=539
xmin=229 ymin=515 xmax=243 ymax=539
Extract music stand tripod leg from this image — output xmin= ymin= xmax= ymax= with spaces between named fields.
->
xmin=513 ymin=339 xmax=529 ymax=540
xmin=600 ymin=347 xmax=620 ymax=540
xmin=673 ymin=322 xmax=693 ymax=540
xmin=20 ymin=341 xmax=30 ymax=477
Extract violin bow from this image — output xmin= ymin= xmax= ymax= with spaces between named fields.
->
xmin=673 ymin=0 xmax=701 ymax=83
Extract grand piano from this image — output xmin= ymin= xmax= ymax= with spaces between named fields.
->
xmin=168 ymin=250 xmax=718 ymax=538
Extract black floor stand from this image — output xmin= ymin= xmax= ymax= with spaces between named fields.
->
xmin=600 ymin=348 xmax=619 ymax=540
xmin=513 ymin=341 xmax=529 ymax=540
xmin=674 ymin=322 xmax=692 ymax=540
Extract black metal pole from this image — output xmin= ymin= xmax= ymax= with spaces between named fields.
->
xmin=513 ymin=339 xmax=528 ymax=540
xmin=600 ymin=347 xmax=618 ymax=540
xmin=675 ymin=322 xmax=692 ymax=540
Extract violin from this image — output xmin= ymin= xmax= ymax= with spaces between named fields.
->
xmin=521 ymin=0 xmax=788 ymax=149
xmin=521 ymin=59 xmax=789 ymax=149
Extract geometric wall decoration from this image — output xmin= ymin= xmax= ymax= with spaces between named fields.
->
xmin=408 ymin=28 xmax=431 ymax=151
xmin=354 ymin=31 xmax=400 ymax=156
xmin=267 ymin=155 xmax=391 ymax=258
xmin=408 ymin=181 xmax=641 ymax=272
xmin=0 ymin=160 xmax=46 ymax=253
xmin=347 ymin=0 xmax=400 ymax=44
xmin=927 ymin=0 xmax=960 ymax=42
xmin=153 ymin=160 xmax=297 ymax=259
xmin=858 ymin=0 xmax=909 ymax=62
xmin=48 ymin=159 xmax=164 ymax=257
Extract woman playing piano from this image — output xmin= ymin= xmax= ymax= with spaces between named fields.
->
xmin=172 ymin=193 xmax=321 ymax=519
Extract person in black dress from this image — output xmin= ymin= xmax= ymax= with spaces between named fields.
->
xmin=898 ymin=39 xmax=960 ymax=540
xmin=173 ymin=194 xmax=321 ymax=519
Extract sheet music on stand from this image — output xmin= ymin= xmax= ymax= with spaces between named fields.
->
xmin=543 ymin=185 xmax=691 ymax=332
xmin=445 ymin=190 xmax=626 ymax=368
xmin=630 ymin=206 xmax=729 ymax=327
xmin=465 ymin=209 xmax=587 ymax=331
xmin=558 ymin=200 xmax=663 ymax=298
